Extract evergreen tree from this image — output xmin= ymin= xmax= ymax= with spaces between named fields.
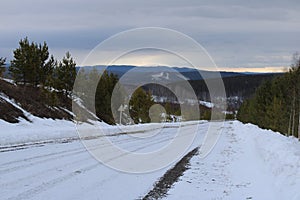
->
xmin=129 ymin=87 xmax=154 ymax=123
xmin=54 ymin=52 xmax=76 ymax=96
xmin=95 ymin=70 xmax=119 ymax=124
xmin=41 ymin=55 xmax=56 ymax=86
xmin=164 ymin=102 xmax=176 ymax=122
xmin=10 ymin=37 xmax=53 ymax=86
xmin=0 ymin=57 xmax=6 ymax=77
xmin=81 ymin=68 xmax=101 ymax=112
xmin=73 ymin=67 xmax=88 ymax=96
xmin=237 ymin=53 xmax=300 ymax=137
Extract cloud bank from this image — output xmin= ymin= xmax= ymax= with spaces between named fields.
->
xmin=1 ymin=0 xmax=300 ymax=72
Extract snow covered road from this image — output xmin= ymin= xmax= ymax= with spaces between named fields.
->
xmin=0 ymin=122 xmax=208 ymax=200
xmin=1 ymin=121 xmax=300 ymax=200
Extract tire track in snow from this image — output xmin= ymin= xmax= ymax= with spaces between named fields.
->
xmin=0 ymin=126 xmax=180 ymax=168
xmin=142 ymin=147 xmax=199 ymax=200
xmin=4 ymin=127 xmax=194 ymax=200
xmin=0 ymin=129 xmax=178 ymax=189
xmin=0 ymin=128 xmax=175 ymax=174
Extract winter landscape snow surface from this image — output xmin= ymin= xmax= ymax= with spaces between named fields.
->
xmin=166 ymin=121 xmax=300 ymax=200
xmin=0 ymin=119 xmax=300 ymax=200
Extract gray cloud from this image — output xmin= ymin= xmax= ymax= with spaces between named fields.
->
xmin=1 ymin=0 xmax=300 ymax=71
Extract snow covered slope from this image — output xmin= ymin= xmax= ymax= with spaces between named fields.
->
xmin=0 ymin=78 xmax=74 ymax=123
xmin=165 ymin=121 xmax=300 ymax=200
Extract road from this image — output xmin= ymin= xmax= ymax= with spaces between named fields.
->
xmin=0 ymin=122 xmax=208 ymax=200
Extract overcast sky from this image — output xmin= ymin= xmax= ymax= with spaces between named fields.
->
xmin=1 ymin=0 xmax=300 ymax=72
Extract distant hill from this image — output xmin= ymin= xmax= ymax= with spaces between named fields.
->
xmin=3 ymin=64 xmax=278 ymax=82
xmin=78 ymin=65 xmax=281 ymax=99
xmin=77 ymin=65 xmax=246 ymax=81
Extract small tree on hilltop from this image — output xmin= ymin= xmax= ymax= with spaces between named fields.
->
xmin=9 ymin=37 xmax=54 ymax=86
xmin=54 ymin=52 xmax=76 ymax=96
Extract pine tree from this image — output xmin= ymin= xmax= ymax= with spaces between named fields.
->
xmin=0 ymin=57 xmax=6 ymax=77
xmin=73 ymin=67 xmax=88 ymax=97
xmin=54 ymin=52 xmax=76 ymax=96
xmin=82 ymin=68 xmax=100 ymax=112
xmin=164 ymin=102 xmax=173 ymax=122
xmin=95 ymin=70 xmax=119 ymax=124
xmin=41 ymin=55 xmax=56 ymax=86
xmin=129 ymin=87 xmax=154 ymax=124
xmin=9 ymin=37 xmax=54 ymax=86
xmin=237 ymin=53 xmax=300 ymax=137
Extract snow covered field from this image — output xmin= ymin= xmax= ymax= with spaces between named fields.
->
xmin=0 ymin=120 xmax=300 ymax=200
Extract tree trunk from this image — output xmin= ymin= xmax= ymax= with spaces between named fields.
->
xmin=288 ymin=110 xmax=292 ymax=136
xmin=298 ymin=110 xmax=300 ymax=139
xmin=292 ymin=90 xmax=296 ymax=137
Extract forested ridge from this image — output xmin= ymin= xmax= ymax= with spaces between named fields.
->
xmin=237 ymin=54 xmax=300 ymax=138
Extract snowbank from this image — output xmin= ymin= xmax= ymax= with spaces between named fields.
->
xmin=166 ymin=121 xmax=300 ymax=200
xmin=248 ymin=123 xmax=300 ymax=200
xmin=0 ymin=118 xmax=77 ymax=146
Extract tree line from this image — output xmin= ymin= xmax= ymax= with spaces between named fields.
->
xmin=237 ymin=53 xmax=300 ymax=139
xmin=1 ymin=37 xmax=206 ymax=125
xmin=0 ymin=38 xmax=164 ymax=125
xmin=74 ymin=67 xmax=156 ymax=124
xmin=1 ymin=37 xmax=76 ymax=97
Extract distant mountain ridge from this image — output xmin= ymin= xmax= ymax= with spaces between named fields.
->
xmin=3 ymin=64 xmax=278 ymax=81
xmin=76 ymin=65 xmax=259 ymax=81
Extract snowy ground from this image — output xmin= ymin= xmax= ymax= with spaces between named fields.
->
xmin=165 ymin=121 xmax=300 ymax=200
xmin=0 ymin=120 xmax=300 ymax=200
xmin=0 ymin=120 xmax=208 ymax=200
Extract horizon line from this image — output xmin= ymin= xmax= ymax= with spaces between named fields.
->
xmin=77 ymin=64 xmax=288 ymax=73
